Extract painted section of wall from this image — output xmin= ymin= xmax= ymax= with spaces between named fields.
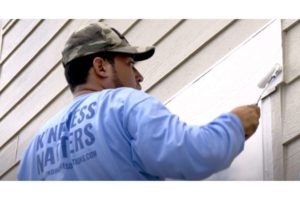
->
xmin=166 ymin=20 xmax=282 ymax=180
xmin=0 ymin=19 xmax=270 ymax=180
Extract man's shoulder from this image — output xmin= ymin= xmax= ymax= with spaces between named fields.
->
xmin=101 ymin=88 xmax=159 ymax=110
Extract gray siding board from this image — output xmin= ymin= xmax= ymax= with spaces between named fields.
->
xmin=1 ymin=19 xmax=18 ymax=35
xmin=285 ymin=137 xmax=300 ymax=159
xmin=0 ymin=164 xmax=18 ymax=180
xmin=285 ymin=138 xmax=300 ymax=180
xmin=282 ymin=19 xmax=300 ymax=31
xmin=1 ymin=19 xmax=12 ymax=29
xmin=125 ymin=19 xmax=182 ymax=46
xmin=0 ymin=19 xmax=69 ymax=92
xmin=282 ymin=78 xmax=300 ymax=143
xmin=102 ymin=19 xmax=138 ymax=34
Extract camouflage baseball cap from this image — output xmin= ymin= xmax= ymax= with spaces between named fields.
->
xmin=62 ymin=22 xmax=155 ymax=65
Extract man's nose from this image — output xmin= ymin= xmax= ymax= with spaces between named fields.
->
xmin=135 ymin=69 xmax=144 ymax=83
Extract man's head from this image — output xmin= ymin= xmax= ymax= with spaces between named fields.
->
xmin=62 ymin=22 xmax=155 ymax=94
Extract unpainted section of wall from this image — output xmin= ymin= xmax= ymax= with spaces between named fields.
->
xmin=0 ymin=20 xmax=100 ymax=121
xmin=0 ymin=64 xmax=66 ymax=148
xmin=124 ymin=19 xmax=182 ymax=46
xmin=282 ymin=19 xmax=299 ymax=31
xmin=282 ymin=78 xmax=300 ymax=143
xmin=1 ymin=19 xmax=10 ymax=29
xmin=1 ymin=19 xmax=178 ymax=148
xmin=1 ymin=20 xmax=18 ymax=35
xmin=102 ymin=19 xmax=138 ymax=34
xmin=0 ymin=165 xmax=18 ymax=180
xmin=284 ymin=21 xmax=300 ymax=83
xmin=281 ymin=78 xmax=300 ymax=180
xmin=0 ymin=20 xmax=69 ymax=92
xmin=0 ymin=137 xmax=18 ymax=177
xmin=285 ymin=137 xmax=300 ymax=180
xmin=0 ymin=20 xmax=2 ymax=61
xmin=1 ymin=19 xmax=42 ymax=63
xmin=279 ymin=20 xmax=300 ymax=180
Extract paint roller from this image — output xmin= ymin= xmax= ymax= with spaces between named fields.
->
xmin=256 ymin=63 xmax=283 ymax=105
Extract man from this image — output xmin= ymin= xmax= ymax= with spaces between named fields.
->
xmin=18 ymin=22 xmax=260 ymax=180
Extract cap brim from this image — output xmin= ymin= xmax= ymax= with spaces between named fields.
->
xmin=108 ymin=46 xmax=155 ymax=61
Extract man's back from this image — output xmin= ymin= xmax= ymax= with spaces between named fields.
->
xmin=18 ymin=88 xmax=161 ymax=180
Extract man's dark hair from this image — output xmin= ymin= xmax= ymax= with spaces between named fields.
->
xmin=63 ymin=52 xmax=115 ymax=92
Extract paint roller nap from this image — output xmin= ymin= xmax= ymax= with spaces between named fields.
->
xmin=257 ymin=63 xmax=282 ymax=88
xmin=256 ymin=63 xmax=283 ymax=105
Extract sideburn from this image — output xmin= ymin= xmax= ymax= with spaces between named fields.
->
xmin=111 ymin=63 xmax=125 ymax=88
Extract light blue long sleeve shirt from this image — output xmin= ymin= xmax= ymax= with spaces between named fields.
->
xmin=18 ymin=87 xmax=245 ymax=180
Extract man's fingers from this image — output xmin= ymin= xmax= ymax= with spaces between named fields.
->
xmin=248 ymin=104 xmax=261 ymax=116
xmin=232 ymin=104 xmax=261 ymax=140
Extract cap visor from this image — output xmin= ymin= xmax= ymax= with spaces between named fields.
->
xmin=109 ymin=46 xmax=155 ymax=61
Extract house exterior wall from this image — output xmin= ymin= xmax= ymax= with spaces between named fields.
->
xmin=0 ymin=19 xmax=279 ymax=180
xmin=277 ymin=20 xmax=300 ymax=180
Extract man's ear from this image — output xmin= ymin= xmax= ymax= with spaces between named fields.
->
xmin=93 ymin=57 xmax=109 ymax=78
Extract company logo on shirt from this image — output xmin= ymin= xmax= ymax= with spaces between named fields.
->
xmin=35 ymin=101 xmax=98 ymax=175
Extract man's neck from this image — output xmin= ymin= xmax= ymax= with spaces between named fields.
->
xmin=73 ymin=85 xmax=104 ymax=98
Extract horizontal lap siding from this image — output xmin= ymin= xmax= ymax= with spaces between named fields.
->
xmin=0 ymin=64 xmax=67 ymax=148
xmin=0 ymin=20 xmax=69 ymax=92
xmin=0 ymin=165 xmax=18 ymax=180
xmin=0 ymin=19 xmax=270 ymax=180
xmin=1 ymin=19 xmax=42 ymax=63
xmin=285 ymin=138 xmax=300 ymax=180
xmin=0 ymin=137 xmax=18 ymax=176
xmin=281 ymin=20 xmax=300 ymax=180
xmin=284 ymin=21 xmax=300 ymax=83
xmin=0 ymin=20 xmax=100 ymax=120
xmin=1 ymin=19 xmax=11 ymax=29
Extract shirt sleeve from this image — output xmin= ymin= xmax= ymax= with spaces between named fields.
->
xmin=124 ymin=90 xmax=245 ymax=180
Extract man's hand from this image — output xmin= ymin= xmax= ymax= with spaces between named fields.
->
xmin=231 ymin=105 xmax=261 ymax=140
